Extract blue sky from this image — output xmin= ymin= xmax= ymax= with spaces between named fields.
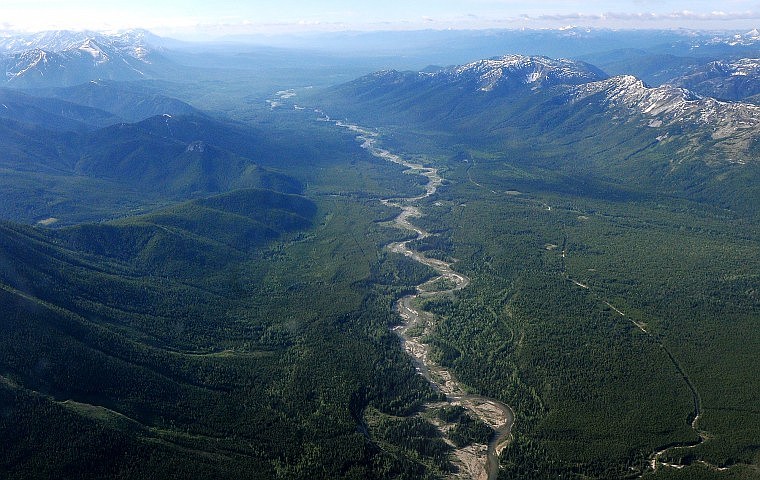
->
xmin=1 ymin=0 xmax=758 ymax=36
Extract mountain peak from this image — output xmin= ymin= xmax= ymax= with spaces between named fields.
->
xmin=571 ymin=75 xmax=750 ymax=123
xmin=0 ymin=30 xmax=167 ymax=86
xmin=439 ymin=54 xmax=608 ymax=92
xmin=77 ymin=38 xmax=110 ymax=64
xmin=571 ymin=74 xmax=760 ymax=163
xmin=0 ymin=30 xmax=160 ymax=58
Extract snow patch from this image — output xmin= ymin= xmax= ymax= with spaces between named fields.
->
xmin=78 ymin=39 xmax=110 ymax=65
xmin=446 ymin=54 xmax=604 ymax=92
xmin=276 ymin=89 xmax=296 ymax=99
xmin=186 ymin=141 xmax=206 ymax=153
xmin=570 ymin=74 xmax=760 ymax=158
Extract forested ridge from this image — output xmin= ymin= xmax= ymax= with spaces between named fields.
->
xmin=0 ymin=117 xmax=467 ymax=479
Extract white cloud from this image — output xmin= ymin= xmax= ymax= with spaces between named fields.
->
xmin=529 ymin=9 xmax=760 ymax=22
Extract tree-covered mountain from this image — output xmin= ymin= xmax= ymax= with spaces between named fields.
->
xmin=0 ymin=109 xmax=306 ymax=224
xmin=0 ymin=185 xmax=451 ymax=479
xmin=315 ymin=54 xmax=760 ymax=213
xmin=0 ymin=98 xmax=448 ymax=479
xmin=27 ymin=80 xmax=204 ymax=122
xmin=0 ymin=88 xmax=121 ymax=130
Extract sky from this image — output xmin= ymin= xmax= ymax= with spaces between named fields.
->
xmin=1 ymin=0 xmax=759 ymax=38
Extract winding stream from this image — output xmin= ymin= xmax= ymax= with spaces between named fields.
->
xmin=332 ymin=119 xmax=515 ymax=480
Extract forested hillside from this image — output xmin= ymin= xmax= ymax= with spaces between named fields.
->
xmin=304 ymin=55 xmax=760 ymax=478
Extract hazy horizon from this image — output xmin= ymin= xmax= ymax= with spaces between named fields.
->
xmin=1 ymin=1 xmax=758 ymax=41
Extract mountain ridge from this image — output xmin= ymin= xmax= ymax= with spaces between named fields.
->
xmin=0 ymin=29 xmax=163 ymax=55
xmin=313 ymin=52 xmax=760 ymax=211
xmin=443 ymin=54 xmax=608 ymax=91
xmin=668 ymin=58 xmax=760 ymax=101
xmin=0 ymin=30 xmax=171 ymax=87
xmin=570 ymin=75 xmax=760 ymax=164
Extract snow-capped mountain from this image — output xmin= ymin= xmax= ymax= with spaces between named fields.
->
xmin=0 ymin=30 xmax=98 ymax=54
xmin=571 ymin=75 xmax=760 ymax=163
xmin=0 ymin=30 xmax=169 ymax=87
xmin=440 ymin=55 xmax=607 ymax=91
xmin=713 ymin=58 xmax=760 ymax=76
xmin=661 ymin=29 xmax=760 ymax=58
xmin=324 ymin=53 xmax=760 ymax=167
xmin=355 ymin=54 xmax=608 ymax=105
xmin=573 ymin=75 xmax=759 ymax=133
xmin=415 ymin=55 xmax=607 ymax=92
xmin=0 ymin=29 xmax=162 ymax=56
xmin=706 ymin=29 xmax=760 ymax=47
xmin=667 ymin=58 xmax=760 ymax=101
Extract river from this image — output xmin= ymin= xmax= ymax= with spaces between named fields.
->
xmin=332 ymin=118 xmax=515 ymax=480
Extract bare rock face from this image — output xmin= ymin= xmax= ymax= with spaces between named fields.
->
xmin=571 ymin=75 xmax=760 ymax=165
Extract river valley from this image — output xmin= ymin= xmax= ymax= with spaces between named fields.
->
xmin=333 ymin=119 xmax=515 ymax=480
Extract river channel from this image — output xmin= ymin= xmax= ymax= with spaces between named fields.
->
xmin=332 ymin=119 xmax=515 ymax=480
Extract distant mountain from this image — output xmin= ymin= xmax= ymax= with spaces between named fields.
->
xmin=578 ymin=49 xmax=709 ymax=86
xmin=316 ymin=53 xmax=760 ymax=210
xmin=326 ymin=55 xmax=607 ymax=125
xmin=0 ymin=29 xmax=162 ymax=54
xmin=666 ymin=58 xmax=760 ymax=101
xmin=0 ymin=88 xmax=121 ymax=130
xmin=430 ymin=55 xmax=607 ymax=92
xmin=0 ymin=30 xmax=173 ymax=87
xmin=702 ymin=29 xmax=760 ymax=49
xmin=577 ymin=30 xmax=760 ymax=87
xmin=28 ymin=80 xmax=203 ymax=122
xmin=643 ymin=29 xmax=760 ymax=58
xmin=219 ymin=28 xmax=703 ymax=63
xmin=324 ymin=53 xmax=760 ymax=162
xmin=0 ymin=111 xmax=303 ymax=225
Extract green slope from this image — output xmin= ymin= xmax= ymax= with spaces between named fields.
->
xmin=314 ymin=67 xmax=760 ymax=215
xmin=0 ymin=179 xmax=459 ymax=479
xmin=305 ymin=62 xmax=760 ymax=478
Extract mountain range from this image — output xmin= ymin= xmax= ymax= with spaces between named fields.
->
xmin=0 ymin=82 xmax=307 ymax=225
xmin=314 ymin=53 xmax=760 ymax=212
xmin=3 ymin=28 xmax=760 ymax=90
xmin=667 ymin=58 xmax=760 ymax=101
xmin=0 ymin=30 xmax=173 ymax=87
